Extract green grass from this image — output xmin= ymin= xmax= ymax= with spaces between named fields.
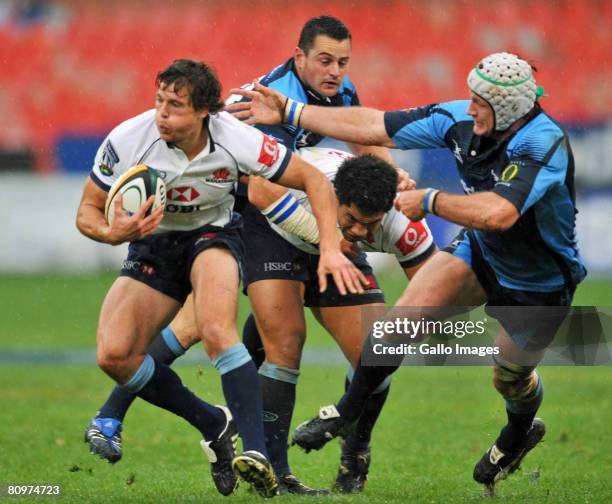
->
xmin=1 ymin=274 xmax=612 ymax=502
xmin=1 ymin=274 xmax=611 ymax=350
xmin=1 ymin=365 xmax=611 ymax=502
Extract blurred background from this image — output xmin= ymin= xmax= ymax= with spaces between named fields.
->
xmin=1 ymin=4 xmax=611 ymax=498
xmin=0 ymin=0 xmax=610 ymax=275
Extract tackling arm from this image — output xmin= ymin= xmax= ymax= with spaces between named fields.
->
xmin=227 ymin=81 xmax=396 ymax=148
xmin=248 ymin=176 xmax=322 ymax=245
xmin=394 ymin=189 xmax=520 ymax=232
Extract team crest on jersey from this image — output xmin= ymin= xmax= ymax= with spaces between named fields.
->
xmin=99 ymin=140 xmax=119 ymax=176
xmin=205 ymin=168 xmax=232 ymax=184
xmin=258 ymin=134 xmax=280 ymax=167
xmin=395 ymin=221 xmax=429 ymax=255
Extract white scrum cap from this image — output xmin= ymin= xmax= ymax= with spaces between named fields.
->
xmin=467 ymin=52 xmax=537 ymax=131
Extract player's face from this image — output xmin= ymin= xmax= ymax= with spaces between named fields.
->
xmin=337 ymin=203 xmax=384 ymax=243
xmin=294 ymin=35 xmax=351 ymax=97
xmin=467 ymin=92 xmax=495 ymax=136
xmin=155 ymin=83 xmax=208 ymax=144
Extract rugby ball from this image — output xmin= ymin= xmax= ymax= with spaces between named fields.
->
xmin=104 ymin=165 xmax=166 ymax=225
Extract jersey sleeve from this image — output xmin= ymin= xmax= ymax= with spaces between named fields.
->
xmin=493 ymin=130 xmax=569 ymax=215
xmin=381 ymin=209 xmax=436 ymax=267
xmin=231 ymin=116 xmax=292 ymax=182
xmin=383 ymin=101 xmax=468 ymax=150
xmin=90 ymin=133 xmax=134 ymax=192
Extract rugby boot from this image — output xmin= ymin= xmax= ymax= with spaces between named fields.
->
xmin=473 ymin=418 xmax=546 ymax=493
xmin=292 ymin=405 xmax=355 ymax=452
xmin=232 ymin=450 xmax=278 ymax=498
xmin=84 ymin=417 xmax=122 ymax=464
xmin=277 ymin=474 xmax=332 ymax=496
xmin=333 ymin=439 xmax=371 ymax=493
xmin=200 ymin=406 xmax=239 ymax=496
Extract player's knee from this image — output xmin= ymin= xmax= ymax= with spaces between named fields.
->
xmin=97 ymin=347 xmax=131 ymax=380
xmin=260 ymin=324 xmax=305 ymax=368
xmin=492 ymin=365 xmax=538 ymax=400
xmin=199 ymin=320 xmax=238 ymax=356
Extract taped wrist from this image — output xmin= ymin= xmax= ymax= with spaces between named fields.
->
xmin=283 ymin=98 xmax=305 ymax=127
xmin=261 ymin=192 xmax=320 ymax=244
xmin=421 ymin=188 xmax=440 ymax=215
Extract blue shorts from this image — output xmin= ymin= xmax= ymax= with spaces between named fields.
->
xmin=240 ymin=202 xmax=385 ymax=307
xmin=120 ymin=217 xmax=244 ymax=304
xmin=444 ymin=229 xmax=574 ymax=350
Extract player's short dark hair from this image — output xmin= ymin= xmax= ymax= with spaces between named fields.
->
xmin=156 ymin=59 xmax=224 ymax=113
xmin=298 ymin=16 xmax=351 ymax=54
xmin=334 ymin=155 xmax=398 ymax=215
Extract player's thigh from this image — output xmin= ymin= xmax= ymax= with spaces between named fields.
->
xmin=98 ymin=277 xmax=180 ymax=376
xmin=247 ymin=279 xmax=306 ymax=369
xmin=494 ymin=328 xmax=546 ymax=368
xmin=169 ymin=293 xmax=200 ymax=350
xmin=312 ymin=302 xmax=386 ymax=368
xmin=396 ymin=250 xmax=487 ymax=308
xmin=190 ymin=247 xmax=241 ymax=359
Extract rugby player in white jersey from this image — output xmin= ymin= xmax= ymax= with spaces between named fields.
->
xmin=240 ymin=147 xmax=435 ymax=494
xmin=76 ymin=59 xmax=366 ymax=498
xmin=83 ymin=16 xmax=418 ymax=496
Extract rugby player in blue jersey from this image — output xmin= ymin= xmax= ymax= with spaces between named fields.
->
xmin=229 ymin=52 xmax=586 ymax=493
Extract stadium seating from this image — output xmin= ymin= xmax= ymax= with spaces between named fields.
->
xmin=0 ymin=0 xmax=610 ymax=171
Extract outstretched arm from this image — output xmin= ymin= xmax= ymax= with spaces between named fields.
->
xmin=394 ymin=189 xmax=520 ymax=232
xmin=227 ymin=81 xmax=397 ymax=148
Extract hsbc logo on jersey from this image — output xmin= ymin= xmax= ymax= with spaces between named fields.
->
xmin=205 ymin=168 xmax=233 ymax=184
xmin=395 ymin=221 xmax=429 ymax=255
xmin=258 ymin=134 xmax=280 ymax=167
xmin=167 ymin=186 xmax=201 ymax=202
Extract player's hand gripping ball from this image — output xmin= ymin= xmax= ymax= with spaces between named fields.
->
xmin=104 ymin=165 xmax=166 ymax=225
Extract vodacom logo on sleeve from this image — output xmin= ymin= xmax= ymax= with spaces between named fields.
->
xmin=395 ymin=220 xmax=429 ymax=255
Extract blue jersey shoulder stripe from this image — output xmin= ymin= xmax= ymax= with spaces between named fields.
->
xmin=508 ymin=114 xmax=565 ymax=162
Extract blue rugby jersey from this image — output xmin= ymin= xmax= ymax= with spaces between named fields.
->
xmin=228 ymin=58 xmax=360 ymax=150
xmin=384 ymin=101 xmax=586 ymax=292
xmin=227 ymin=58 xmax=360 ymax=197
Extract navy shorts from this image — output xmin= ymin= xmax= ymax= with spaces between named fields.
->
xmin=445 ymin=229 xmax=575 ymax=351
xmin=120 ymin=217 xmax=244 ymax=304
xmin=241 ymin=202 xmax=385 ymax=307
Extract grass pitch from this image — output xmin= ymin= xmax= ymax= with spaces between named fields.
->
xmin=1 ymin=274 xmax=611 ymax=502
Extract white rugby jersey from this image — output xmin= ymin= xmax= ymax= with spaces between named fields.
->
xmin=91 ymin=109 xmax=291 ymax=232
xmin=269 ymin=147 xmax=435 ymax=266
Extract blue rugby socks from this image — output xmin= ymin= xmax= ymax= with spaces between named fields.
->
xmin=213 ymin=343 xmax=269 ymax=457
xmin=98 ymin=326 xmax=185 ymax=421
xmin=124 ymin=355 xmax=226 ymax=440
xmin=259 ymin=362 xmax=300 ymax=476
